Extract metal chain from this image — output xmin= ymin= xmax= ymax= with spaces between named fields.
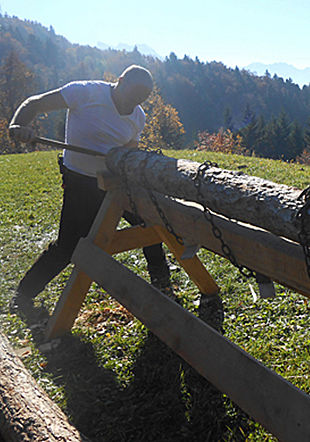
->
xmin=296 ymin=185 xmax=310 ymax=278
xmin=119 ymin=149 xmax=274 ymax=281
xmin=194 ymin=160 xmax=256 ymax=279
xmin=140 ymin=153 xmax=184 ymax=245
xmin=119 ymin=149 xmax=146 ymax=228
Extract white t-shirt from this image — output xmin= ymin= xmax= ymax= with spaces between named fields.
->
xmin=60 ymin=80 xmax=146 ymax=177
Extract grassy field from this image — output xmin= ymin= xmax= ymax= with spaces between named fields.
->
xmin=0 ymin=149 xmax=309 ymax=441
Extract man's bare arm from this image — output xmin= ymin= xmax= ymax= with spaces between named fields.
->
xmin=9 ymin=89 xmax=67 ymax=142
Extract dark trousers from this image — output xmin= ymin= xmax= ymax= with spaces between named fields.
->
xmin=18 ymin=166 xmax=169 ymax=297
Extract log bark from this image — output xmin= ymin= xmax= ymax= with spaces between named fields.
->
xmin=0 ymin=333 xmax=90 ymax=442
xmin=105 ymin=147 xmax=308 ymax=243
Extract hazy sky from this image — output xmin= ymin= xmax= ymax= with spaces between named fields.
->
xmin=1 ymin=0 xmax=310 ymax=68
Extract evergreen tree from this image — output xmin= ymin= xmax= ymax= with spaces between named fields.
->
xmin=288 ymin=121 xmax=304 ymax=160
xmin=264 ymin=111 xmax=291 ymax=160
xmin=223 ymin=107 xmax=233 ymax=131
xmin=304 ymin=117 xmax=310 ymax=149
xmin=242 ymin=103 xmax=255 ymax=127
xmin=252 ymin=115 xmax=267 ymax=157
xmin=239 ymin=104 xmax=259 ymax=153
xmin=276 ymin=110 xmax=291 ymax=159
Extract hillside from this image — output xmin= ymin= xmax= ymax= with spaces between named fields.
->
xmin=1 ymin=13 xmax=310 ymax=139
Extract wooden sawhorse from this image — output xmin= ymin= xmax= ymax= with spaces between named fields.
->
xmin=45 ymin=179 xmax=219 ymax=340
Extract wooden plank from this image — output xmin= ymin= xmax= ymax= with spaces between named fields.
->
xmin=122 ymin=189 xmax=310 ymax=298
xmin=88 ymin=190 xmax=124 ymax=248
xmin=154 ymin=225 xmax=219 ymax=295
xmin=71 ymin=239 xmax=310 ymax=442
xmin=45 ymin=190 xmax=124 ymax=340
xmin=106 ymin=225 xmax=162 ymax=254
xmin=45 ymin=269 xmax=92 ymax=339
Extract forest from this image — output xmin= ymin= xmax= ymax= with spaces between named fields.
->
xmin=1 ymin=13 xmax=310 ymax=161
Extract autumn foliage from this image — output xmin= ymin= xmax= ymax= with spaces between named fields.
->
xmin=195 ymin=129 xmax=248 ymax=155
xmin=296 ymin=148 xmax=310 ymax=165
xmin=0 ymin=51 xmax=37 ymax=153
xmin=139 ymin=88 xmax=185 ymax=150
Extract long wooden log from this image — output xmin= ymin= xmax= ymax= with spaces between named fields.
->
xmin=105 ymin=147 xmax=308 ymax=243
xmin=0 ymin=333 xmax=90 ymax=442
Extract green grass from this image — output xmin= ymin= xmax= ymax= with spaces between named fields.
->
xmin=0 ymin=149 xmax=309 ymax=441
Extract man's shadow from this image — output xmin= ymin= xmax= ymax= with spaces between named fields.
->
xmin=22 ymin=305 xmax=187 ymax=441
xmin=22 ymin=296 xmax=250 ymax=442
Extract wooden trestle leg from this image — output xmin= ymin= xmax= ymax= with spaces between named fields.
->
xmin=153 ymin=225 xmax=219 ymax=296
xmin=45 ymin=189 xmax=124 ymax=340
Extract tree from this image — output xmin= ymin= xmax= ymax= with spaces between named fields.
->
xmin=0 ymin=50 xmax=36 ymax=121
xmin=298 ymin=117 xmax=310 ymax=164
xmin=288 ymin=121 xmax=304 ymax=160
xmin=223 ymin=107 xmax=234 ymax=131
xmin=242 ymin=103 xmax=255 ymax=127
xmin=303 ymin=116 xmax=310 ymax=149
xmin=239 ymin=104 xmax=260 ymax=153
xmin=139 ymin=88 xmax=185 ymax=150
xmin=263 ymin=111 xmax=291 ymax=160
xmin=253 ymin=115 xmax=268 ymax=157
xmin=0 ymin=50 xmax=36 ymax=153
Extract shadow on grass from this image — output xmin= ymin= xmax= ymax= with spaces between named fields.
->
xmin=20 ymin=300 xmax=250 ymax=442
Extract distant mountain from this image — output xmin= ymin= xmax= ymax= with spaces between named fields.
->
xmin=96 ymin=42 xmax=163 ymax=59
xmin=244 ymin=62 xmax=310 ymax=87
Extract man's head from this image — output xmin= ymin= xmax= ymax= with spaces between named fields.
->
xmin=113 ymin=65 xmax=153 ymax=115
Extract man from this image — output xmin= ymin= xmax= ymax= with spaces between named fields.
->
xmin=9 ymin=65 xmax=171 ymax=314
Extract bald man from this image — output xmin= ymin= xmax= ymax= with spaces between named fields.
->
xmin=9 ymin=65 xmax=171 ymax=315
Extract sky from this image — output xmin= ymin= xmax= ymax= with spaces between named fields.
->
xmin=1 ymin=0 xmax=310 ymax=69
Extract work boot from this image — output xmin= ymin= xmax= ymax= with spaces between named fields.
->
xmin=10 ymin=290 xmax=49 ymax=325
xmin=198 ymin=293 xmax=224 ymax=333
xmin=148 ymin=262 xmax=171 ymax=289
xmin=148 ymin=262 xmax=176 ymax=300
xmin=9 ymin=290 xmax=34 ymax=317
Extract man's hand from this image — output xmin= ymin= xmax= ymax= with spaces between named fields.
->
xmin=9 ymin=125 xmax=36 ymax=143
xmin=123 ymin=140 xmax=139 ymax=149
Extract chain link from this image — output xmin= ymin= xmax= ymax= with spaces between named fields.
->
xmin=296 ymin=185 xmax=310 ymax=278
xmin=194 ymin=160 xmax=256 ymax=279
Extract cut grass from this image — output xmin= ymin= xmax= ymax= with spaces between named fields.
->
xmin=0 ymin=149 xmax=309 ymax=441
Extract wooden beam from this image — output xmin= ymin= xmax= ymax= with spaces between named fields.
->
xmin=106 ymin=225 xmax=162 ymax=254
xmin=71 ymin=239 xmax=310 ymax=442
xmin=45 ymin=269 xmax=92 ymax=339
xmin=154 ymin=225 xmax=219 ymax=295
xmin=121 ymin=189 xmax=310 ymax=298
xmin=45 ymin=189 xmax=124 ymax=340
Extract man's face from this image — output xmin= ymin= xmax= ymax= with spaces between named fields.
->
xmin=119 ymin=80 xmax=152 ymax=115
